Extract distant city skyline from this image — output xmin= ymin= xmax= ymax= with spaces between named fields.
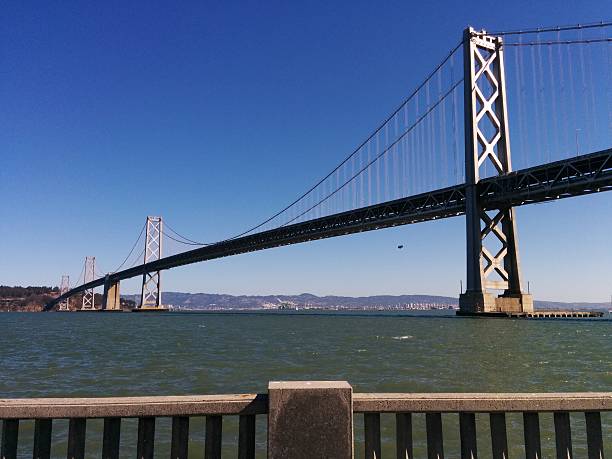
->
xmin=1 ymin=1 xmax=610 ymax=302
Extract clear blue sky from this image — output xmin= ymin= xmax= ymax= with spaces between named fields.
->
xmin=1 ymin=0 xmax=610 ymax=302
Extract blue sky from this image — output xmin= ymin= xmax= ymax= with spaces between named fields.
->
xmin=1 ymin=0 xmax=610 ymax=302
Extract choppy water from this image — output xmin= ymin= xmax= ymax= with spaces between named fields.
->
xmin=1 ymin=311 xmax=610 ymax=457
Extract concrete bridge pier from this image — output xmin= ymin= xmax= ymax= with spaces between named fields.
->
xmin=459 ymin=291 xmax=533 ymax=314
xmin=102 ymin=275 xmax=121 ymax=311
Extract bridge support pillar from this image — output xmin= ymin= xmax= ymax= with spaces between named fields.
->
xmin=102 ymin=276 xmax=121 ymax=311
xmin=459 ymin=27 xmax=532 ymax=315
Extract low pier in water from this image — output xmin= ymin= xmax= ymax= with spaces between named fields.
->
xmin=458 ymin=310 xmax=604 ymax=318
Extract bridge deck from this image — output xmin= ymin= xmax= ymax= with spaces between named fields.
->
xmin=47 ymin=148 xmax=611 ymax=309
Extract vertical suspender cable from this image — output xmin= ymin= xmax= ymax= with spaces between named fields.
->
xmin=578 ymin=29 xmax=592 ymax=152
xmin=566 ymin=42 xmax=576 ymax=157
xmin=450 ymin=52 xmax=459 ymax=184
xmin=360 ymin=145 xmax=364 ymax=208
xmin=604 ymin=26 xmax=612 ymax=136
xmin=367 ymin=141 xmax=372 ymax=206
xmin=410 ymin=101 xmax=416 ymax=195
xmin=426 ymin=79 xmax=434 ymax=188
xmin=376 ymin=132 xmax=381 ymax=204
xmin=529 ymin=44 xmax=542 ymax=165
xmin=395 ymin=113 xmax=400 ymax=199
xmin=438 ymin=68 xmax=448 ymax=188
xmin=585 ymin=34 xmax=598 ymax=150
xmin=415 ymin=92 xmax=421 ymax=194
xmin=536 ymin=34 xmax=548 ymax=164
xmin=556 ymin=30 xmax=570 ymax=158
xmin=585 ymin=38 xmax=596 ymax=146
xmin=384 ymin=123 xmax=390 ymax=202
xmin=403 ymin=104 xmax=409 ymax=197
xmin=517 ymin=34 xmax=529 ymax=168
xmin=547 ymin=43 xmax=559 ymax=162
xmin=417 ymin=96 xmax=422 ymax=194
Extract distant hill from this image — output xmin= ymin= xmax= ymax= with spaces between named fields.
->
xmin=122 ymin=291 xmax=611 ymax=311
xmin=2 ymin=286 xmax=607 ymax=312
xmin=123 ymin=292 xmax=456 ymax=310
xmin=0 ymin=285 xmax=59 ymax=311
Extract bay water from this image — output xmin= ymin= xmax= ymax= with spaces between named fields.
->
xmin=1 ymin=311 xmax=610 ymax=457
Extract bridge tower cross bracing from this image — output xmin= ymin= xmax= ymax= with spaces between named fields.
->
xmin=81 ymin=256 xmax=96 ymax=310
xmin=459 ymin=27 xmax=533 ymax=314
xmin=139 ymin=216 xmax=163 ymax=309
xmin=58 ymin=275 xmax=70 ymax=311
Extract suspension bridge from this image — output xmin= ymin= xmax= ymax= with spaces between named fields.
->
xmin=47 ymin=23 xmax=612 ymax=316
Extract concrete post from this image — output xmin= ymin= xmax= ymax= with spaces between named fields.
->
xmin=268 ymin=381 xmax=353 ymax=459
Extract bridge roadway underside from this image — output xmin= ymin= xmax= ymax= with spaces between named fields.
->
xmin=47 ymin=149 xmax=612 ymax=310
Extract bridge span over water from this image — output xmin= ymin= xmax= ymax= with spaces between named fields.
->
xmin=48 ymin=23 xmax=612 ymax=315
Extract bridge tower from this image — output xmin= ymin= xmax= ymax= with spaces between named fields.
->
xmin=138 ymin=216 xmax=164 ymax=310
xmin=459 ymin=28 xmax=533 ymax=314
xmin=81 ymin=256 xmax=96 ymax=310
xmin=58 ymin=275 xmax=70 ymax=311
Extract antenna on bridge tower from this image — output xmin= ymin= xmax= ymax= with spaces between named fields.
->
xmin=139 ymin=216 xmax=163 ymax=310
xmin=459 ymin=27 xmax=533 ymax=315
xmin=58 ymin=275 xmax=70 ymax=311
xmin=81 ymin=256 xmax=96 ymax=310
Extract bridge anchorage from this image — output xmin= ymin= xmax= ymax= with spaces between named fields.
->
xmin=458 ymin=28 xmax=532 ymax=315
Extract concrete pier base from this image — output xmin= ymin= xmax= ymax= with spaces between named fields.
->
xmin=131 ymin=307 xmax=169 ymax=312
xmin=496 ymin=293 xmax=533 ymax=313
xmin=459 ymin=291 xmax=533 ymax=315
xmin=458 ymin=291 xmax=496 ymax=313
xmin=268 ymin=381 xmax=353 ymax=459
xmin=102 ymin=278 xmax=121 ymax=311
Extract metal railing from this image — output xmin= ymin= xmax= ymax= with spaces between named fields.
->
xmin=1 ymin=388 xmax=610 ymax=458
xmin=354 ymin=392 xmax=611 ymax=459
xmin=0 ymin=394 xmax=268 ymax=459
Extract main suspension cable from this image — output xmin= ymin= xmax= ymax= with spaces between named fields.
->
xmin=490 ymin=21 xmax=612 ymax=36
xmin=281 ymin=78 xmax=464 ymax=227
xmin=164 ymin=222 xmax=214 ymax=246
xmin=220 ymin=40 xmax=464 ymax=240
xmin=130 ymin=247 xmax=146 ymax=268
xmin=112 ymin=222 xmax=146 ymax=273
xmin=506 ymin=38 xmax=612 ymax=46
xmin=162 ymin=229 xmax=206 ymax=246
xmin=153 ymin=41 xmax=464 ymax=248
xmin=71 ymin=264 xmax=85 ymax=287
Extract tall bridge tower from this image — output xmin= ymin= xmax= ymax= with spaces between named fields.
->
xmin=459 ymin=28 xmax=533 ymax=314
xmin=81 ymin=256 xmax=96 ymax=310
xmin=58 ymin=275 xmax=70 ymax=311
xmin=139 ymin=216 xmax=163 ymax=309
